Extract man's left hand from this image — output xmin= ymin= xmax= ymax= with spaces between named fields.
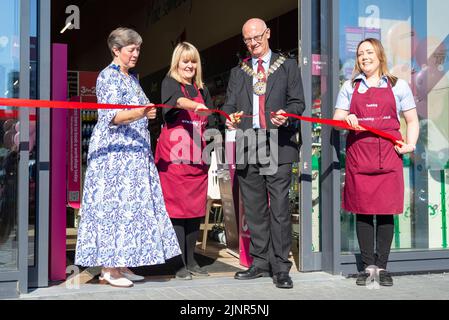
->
xmin=271 ymin=109 xmax=288 ymax=127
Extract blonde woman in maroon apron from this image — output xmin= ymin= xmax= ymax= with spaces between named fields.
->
xmin=334 ymin=38 xmax=419 ymax=286
xmin=155 ymin=42 xmax=212 ymax=280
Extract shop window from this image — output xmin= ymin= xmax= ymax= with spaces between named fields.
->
xmin=339 ymin=0 xmax=449 ymax=252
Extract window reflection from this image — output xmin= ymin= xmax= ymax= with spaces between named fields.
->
xmin=311 ymin=0 xmax=322 ymax=253
xmin=0 ymin=0 xmax=20 ymax=272
xmin=339 ymin=0 xmax=449 ymax=252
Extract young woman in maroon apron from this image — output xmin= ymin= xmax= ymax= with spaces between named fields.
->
xmin=334 ymin=38 xmax=419 ymax=287
xmin=155 ymin=42 xmax=213 ymax=280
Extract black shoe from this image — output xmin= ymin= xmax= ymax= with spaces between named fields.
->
xmin=175 ymin=267 xmax=192 ymax=280
xmin=273 ymin=272 xmax=293 ymax=289
xmin=234 ymin=265 xmax=270 ymax=280
xmin=378 ymin=270 xmax=393 ymax=286
xmin=356 ymin=272 xmax=370 ymax=286
xmin=187 ymin=264 xmax=209 ymax=277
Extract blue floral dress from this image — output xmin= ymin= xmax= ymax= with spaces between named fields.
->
xmin=75 ymin=64 xmax=181 ymax=267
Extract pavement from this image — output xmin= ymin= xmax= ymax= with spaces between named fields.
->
xmin=16 ymin=270 xmax=449 ymax=300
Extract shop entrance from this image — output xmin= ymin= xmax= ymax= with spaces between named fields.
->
xmin=47 ymin=0 xmax=302 ymax=283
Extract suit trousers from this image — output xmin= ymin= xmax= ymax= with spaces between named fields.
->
xmin=237 ymin=162 xmax=293 ymax=274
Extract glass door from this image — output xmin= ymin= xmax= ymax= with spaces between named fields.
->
xmin=0 ymin=0 xmax=21 ymax=274
xmin=298 ymin=0 xmax=324 ymax=272
xmin=0 ymin=0 xmax=32 ymax=295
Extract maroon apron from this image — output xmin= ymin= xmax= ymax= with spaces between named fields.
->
xmin=343 ymin=81 xmax=404 ymax=215
xmin=155 ymin=84 xmax=209 ymax=219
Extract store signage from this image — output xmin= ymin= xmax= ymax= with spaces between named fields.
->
xmin=79 ymin=71 xmax=98 ymax=98
xmin=312 ymin=54 xmax=326 ymax=76
xmin=67 ymin=101 xmax=81 ymax=209
xmin=239 ymin=210 xmax=253 ymax=267
xmin=66 ymin=71 xmax=98 ymax=208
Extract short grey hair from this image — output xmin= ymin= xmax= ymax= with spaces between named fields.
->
xmin=107 ymin=27 xmax=143 ymax=57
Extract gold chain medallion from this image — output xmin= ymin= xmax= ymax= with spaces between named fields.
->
xmin=240 ymin=56 xmax=286 ymax=96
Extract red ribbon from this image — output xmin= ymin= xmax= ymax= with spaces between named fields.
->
xmin=0 ymin=98 xmax=402 ymax=145
xmin=276 ymin=112 xmax=404 ymax=146
xmin=0 ymin=97 xmax=232 ymax=122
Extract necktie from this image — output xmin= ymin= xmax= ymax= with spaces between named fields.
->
xmin=257 ymin=59 xmax=267 ymax=129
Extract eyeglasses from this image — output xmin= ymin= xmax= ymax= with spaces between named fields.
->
xmin=243 ymin=28 xmax=269 ymax=45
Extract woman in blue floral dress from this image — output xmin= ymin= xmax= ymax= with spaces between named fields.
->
xmin=75 ymin=28 xmax=181 ymax=287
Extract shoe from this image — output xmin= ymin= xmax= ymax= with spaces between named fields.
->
xmin=99 ymin=272 xmax=133 ymax=288
xmin=187 ymin=264 xmax=209 ymax=277
xmin=234 ymin=265 xmax=271 ymax=280
xmin=378 ymin=270 xmax=393 ymax=286
xmin=356 ymin=272 xmax=370 ymax=286
xmin=175 ymin=267 xmax=192 ymax=280
xmin=273 ymin=272 xmax=293 ymax=289
xmin=121 ymin=270 xmax=145 ymax=282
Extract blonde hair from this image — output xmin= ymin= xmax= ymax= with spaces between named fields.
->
xmin=168 ymin=42 xmax=204 ymax=89
xmin=352 ymin=38 xmax=398 ymax=87
xmin=108 ymin=27 xmax=142 ymax=58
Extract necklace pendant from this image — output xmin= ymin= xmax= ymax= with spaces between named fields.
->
xmin=253 ymin=81 xmax=267 ymax=96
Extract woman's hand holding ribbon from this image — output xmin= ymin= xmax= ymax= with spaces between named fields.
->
xmin=145 ymin=103 xmax=157 ymax=120
xmin=394 ymin=142 xmax=416 ymax=155
xmin=345 ymin=114 xmax=363 ymax=130
xmin=194 ymin=103 xmax=210 ymax=117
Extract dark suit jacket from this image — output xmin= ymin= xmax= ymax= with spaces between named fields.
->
xmin=222 ymin=52 xmax=305 ymax=165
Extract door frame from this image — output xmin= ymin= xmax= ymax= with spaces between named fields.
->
xmin=27 ymin=0 xmax=51 ymax=289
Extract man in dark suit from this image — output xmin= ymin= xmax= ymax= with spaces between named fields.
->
xmin=222 ymin=18 xmax=305 ymax=289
